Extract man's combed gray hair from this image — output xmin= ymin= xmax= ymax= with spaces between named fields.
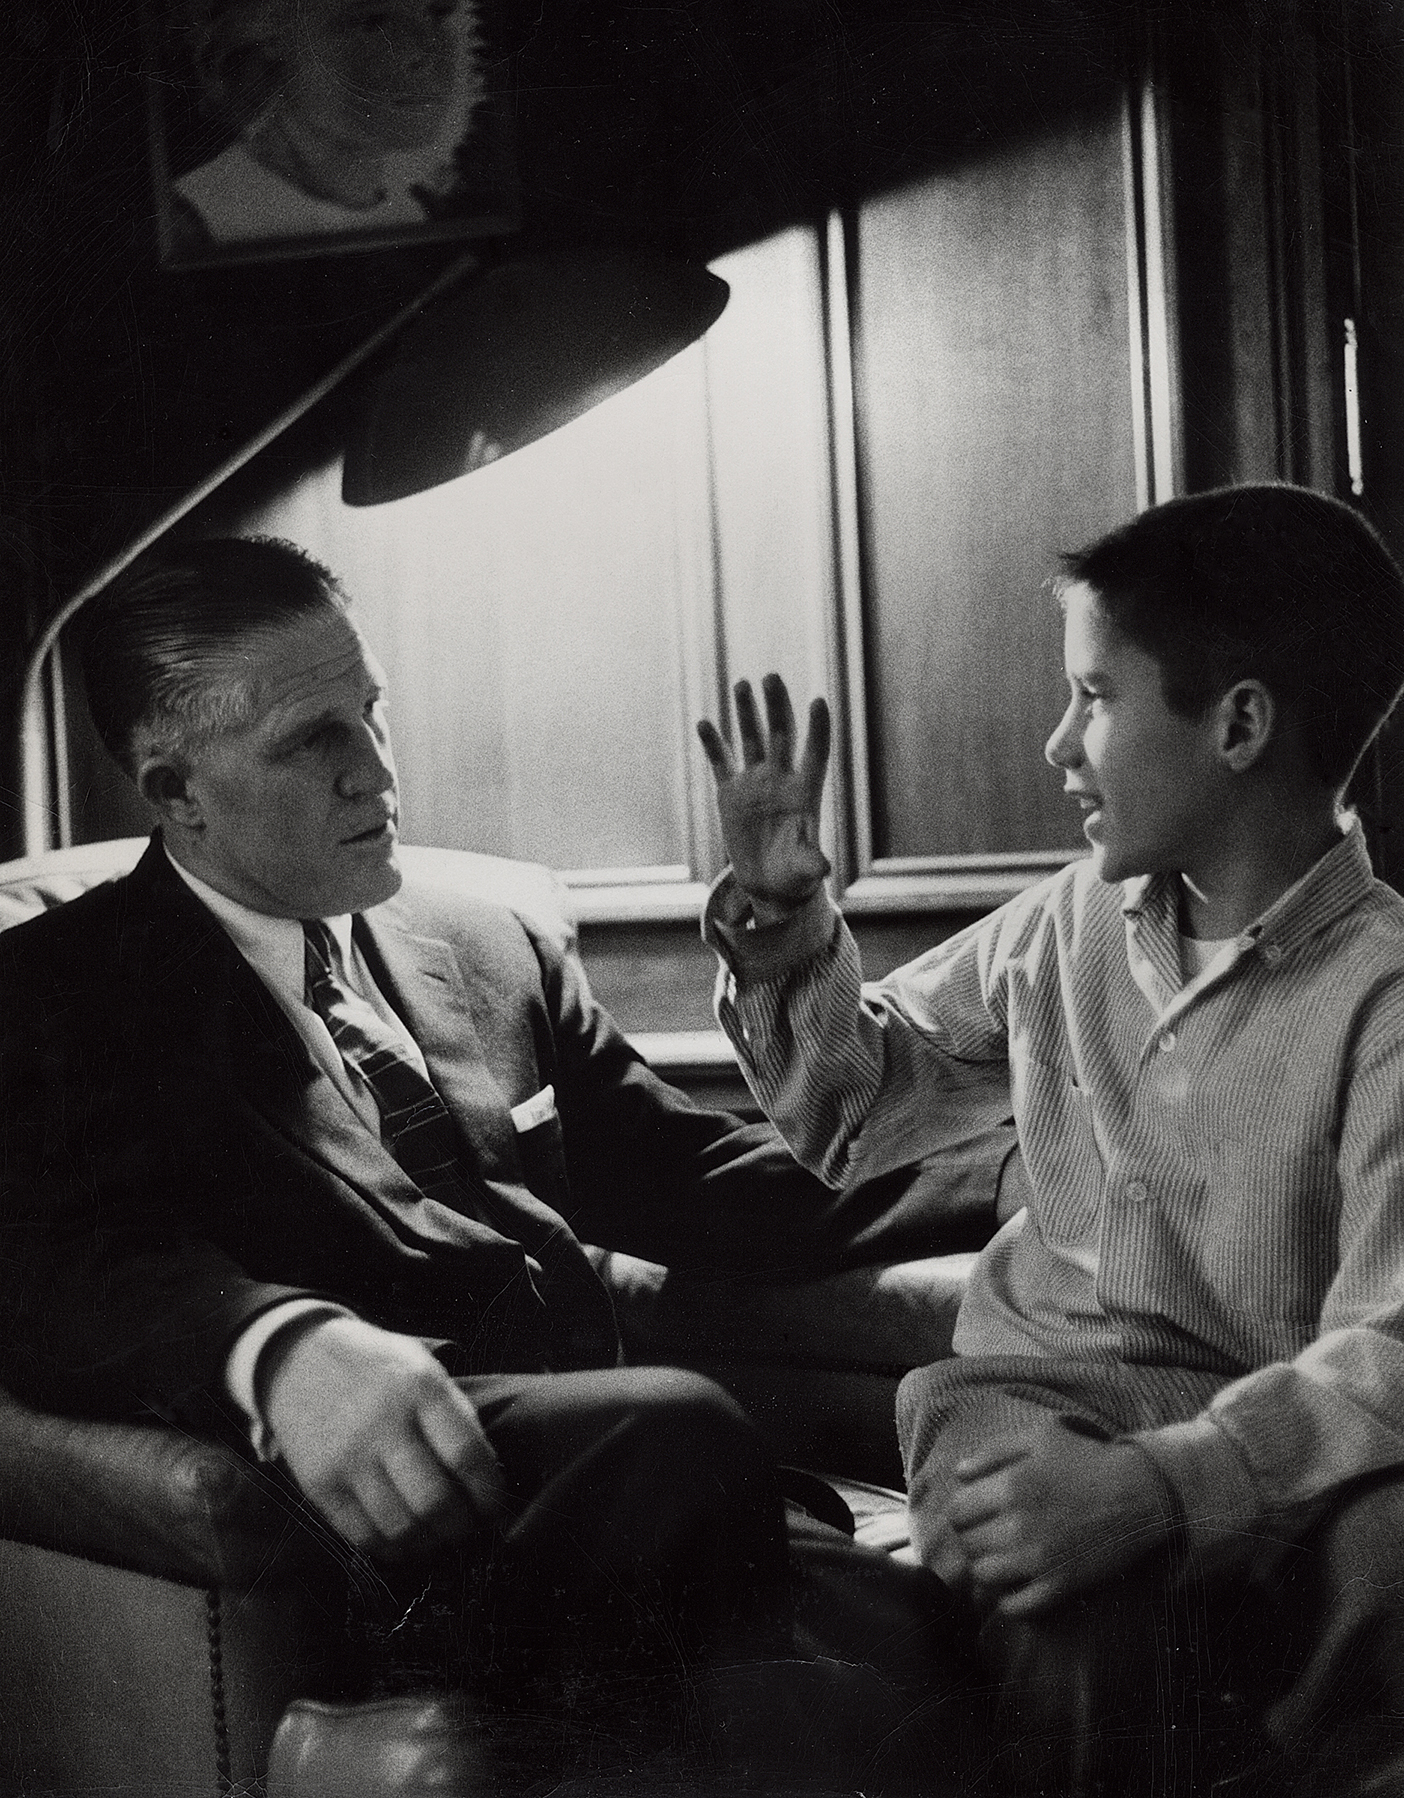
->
xmin=127 ymin=639 xmax=266 ymax=768
xmin=81 ymin=536 xmax=348 ymax=778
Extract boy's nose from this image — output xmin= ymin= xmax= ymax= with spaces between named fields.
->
xmin=1044 ymin=706 xmax=1081 ymax=770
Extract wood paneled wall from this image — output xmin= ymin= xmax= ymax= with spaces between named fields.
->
xmin=851 ymin=104 xmax=1138 ymax=865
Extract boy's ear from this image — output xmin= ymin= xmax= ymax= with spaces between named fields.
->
xmin=137 ymin=756 xmax=204 ymax=830
xmin=1212 ymin=679 xmax=1275 ymax=773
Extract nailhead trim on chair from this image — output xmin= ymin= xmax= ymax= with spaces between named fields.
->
xmin=207 ymin=1588 xmax=234 ymax=1795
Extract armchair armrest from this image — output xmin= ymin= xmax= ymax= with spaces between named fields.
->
xmin=0 ymin=1384 xmax=326 ymax=1588
xmin=595 ymin=1251 xmax=976 ymax=1373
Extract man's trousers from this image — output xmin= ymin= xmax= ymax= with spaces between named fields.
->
xmin=336 ymin=1362 xmax=965 ymax=1791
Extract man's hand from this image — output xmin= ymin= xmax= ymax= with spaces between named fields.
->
xmin=697 ymin=674 xmax=832 ymax=926
xmin=941 ymin=1416 xmax=1174 ymax=1617
xmin=261 ymin=1315 xmax=506 ymax=1562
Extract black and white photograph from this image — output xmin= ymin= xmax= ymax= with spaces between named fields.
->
xmin=3 ymin=4 xmax=1404 ymax=1796
xmin=147 ymin=0 xmax=517 ymax=265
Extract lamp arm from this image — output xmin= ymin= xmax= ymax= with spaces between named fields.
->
xmin=17 ymin=249 xmax=482 ymax=857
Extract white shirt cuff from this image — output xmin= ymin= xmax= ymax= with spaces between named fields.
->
xmin=226 ymin=1299 xmax=351 ymax=1460
xmin=702 ymin=868 xmax=839 ymax=986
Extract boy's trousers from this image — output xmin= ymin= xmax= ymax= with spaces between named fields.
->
xmin=971 ymin=1464 xmax=1404 ymax=1798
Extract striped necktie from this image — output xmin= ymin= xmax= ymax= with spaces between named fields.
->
xmin=302 ymin=918 xmax=619 ymax=1372
xmin=302 ymin=917 xmax=468 ymax=1207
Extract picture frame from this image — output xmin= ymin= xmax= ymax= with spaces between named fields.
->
xmin=143 ymin=0 xmax=518 ymax=269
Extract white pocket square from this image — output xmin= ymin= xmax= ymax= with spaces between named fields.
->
xmin=510 ymin=1084 xmax=557 ymax=1133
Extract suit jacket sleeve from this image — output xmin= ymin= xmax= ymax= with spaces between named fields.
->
xmin=0 ymin=887 xmax=333 ymax=1425
xmin=522 ymin=921 xmax=1013 ymax=1277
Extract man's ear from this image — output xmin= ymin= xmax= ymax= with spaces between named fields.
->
xmin=1212 ymin=679 xmax=1275 ymax=773
xmin=136 ymin=755 xmax=203 ymax=829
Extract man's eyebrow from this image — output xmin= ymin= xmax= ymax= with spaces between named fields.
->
xmin=267 ymin=676 xmax=386 ymax=750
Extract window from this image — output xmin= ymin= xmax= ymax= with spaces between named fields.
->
xmin=161 ymin=94 xmax=1161 ymax=935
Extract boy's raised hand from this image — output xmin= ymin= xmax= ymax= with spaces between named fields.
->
xmin=697 ymin=674 xmax=832 ymax=925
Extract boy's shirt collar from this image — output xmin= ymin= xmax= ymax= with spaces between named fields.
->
xmin=1118 ymin=813 xmax=1373 ymax=1016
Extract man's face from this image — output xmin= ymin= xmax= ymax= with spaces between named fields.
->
xmin=1044 ymin=582 xmax=1223 ymax=885
xmin=168 ymin=607 xmax=403 ymax=918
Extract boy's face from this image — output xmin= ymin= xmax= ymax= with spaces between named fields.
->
xmin=1045 ymin=582 xmax=1223 ymax=886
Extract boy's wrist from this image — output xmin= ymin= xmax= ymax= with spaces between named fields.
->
xmin=748 ymin=886 xmax=822 ymax=929
xmin=1127 ymin=1414 xmax=1263 ymax=1574
xmin=704 ymin=871 xmax=838 ymax=987
xmin=1113 ymin=1435 xmax=1189 ymax=1568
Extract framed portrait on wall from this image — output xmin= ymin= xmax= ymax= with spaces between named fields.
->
xmin=143 ymin=0 xmax=518 ymax=268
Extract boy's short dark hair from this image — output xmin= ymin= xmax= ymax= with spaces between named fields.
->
xmin=81 ymin=535 xmax=347 ymax=777
xmin=1062 ymin=484 xmax=1404 ymax=791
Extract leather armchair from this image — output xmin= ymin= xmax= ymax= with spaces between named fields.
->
xmin=0 ymin=1399 xmax=351 ymax=1796
xmin=0 ymin=838 xmax=985 ymax=1796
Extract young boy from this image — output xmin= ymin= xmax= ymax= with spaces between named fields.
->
xmin=698 ymin=484 xmax=1404 ymax=1794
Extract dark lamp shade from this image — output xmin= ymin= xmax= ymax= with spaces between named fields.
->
xmin=341 ymin=253 xmax=729 ymax=505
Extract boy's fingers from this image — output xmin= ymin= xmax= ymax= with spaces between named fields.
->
xmin=963 ymin=1545 xmax=1031 ymax=1594
xmin=947 ymin=1498 xmax=1019 ymax=1550
xmin=801 ymin=696 xmax=832 ymax=799
xmin=955 ymin=1439 xmax=1030 ymax=1482
xmin=734 ymin=679 xmax=766 ymax=764
xmin=761 ymin=673 xmax=797 ymax=770
xmin=696 ymin=718 xmax=734 ymax=780
xmin=946 ymin=1479 xmax=1019 ymax=1534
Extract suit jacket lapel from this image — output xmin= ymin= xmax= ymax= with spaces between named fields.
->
xmin=130 ymin=839 xmax=502 ymax=1251
xmin=356 ymin=904 xmax=620 ymax=1367
xmin=129 ymin=835 xmax=315 ymax=1107
xmin=355 ymin=904 xmax=524 ymax=1182
xmin=355 ymin=903 xmax=612 ymax=1287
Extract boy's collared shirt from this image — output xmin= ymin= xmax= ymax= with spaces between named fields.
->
xmin=705 ymin=818 xmax=1404 ymax=1571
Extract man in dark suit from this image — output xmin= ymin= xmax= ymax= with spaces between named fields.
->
xmin=0 ymin=537 xmax=1003 ymax=1789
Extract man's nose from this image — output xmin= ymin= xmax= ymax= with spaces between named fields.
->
xmin=338 ymin=724 xmax=397 ymax=799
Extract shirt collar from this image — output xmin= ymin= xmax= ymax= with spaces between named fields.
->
xmin=1119 ymin=811 xmax=1374 ymax=966
xmin=166 ymin=853 xmax=355 ymax=1006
